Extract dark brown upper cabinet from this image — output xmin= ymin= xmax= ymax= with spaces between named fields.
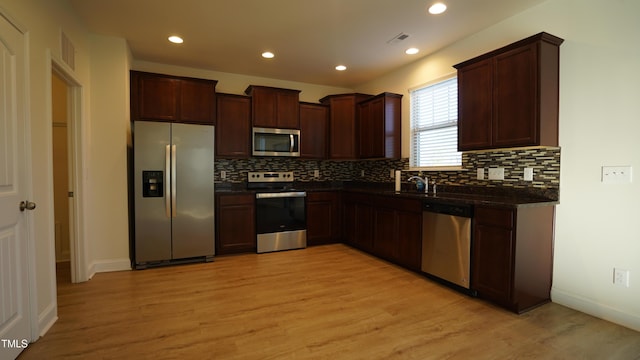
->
xmin=454 ymin=32 xmax=564 ymax=151
xmin=244 ymin=85 xmax=301 ymax=129
xmin=130 ymin=71 xmax=217 ymax=124
xmin=216 ymin=93 xmax=251 ymax=158
xmin=358 ymin=92 xmax=402 ymax=159
xmin=299 ymin=102 xmax=329 ymax=159
xmin=319 ymin=93 xmax=372 ymax=159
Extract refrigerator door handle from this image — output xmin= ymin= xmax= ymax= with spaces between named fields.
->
xmin=165 ymin=145 xmax=171 ymax=218
xmin=171 ymin=144 xmax=177 ymax=218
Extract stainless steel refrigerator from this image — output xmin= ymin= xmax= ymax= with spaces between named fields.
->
xmin=133 ymin=121 xmax=215 ymax=269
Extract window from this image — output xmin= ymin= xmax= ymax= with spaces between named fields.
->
xmin=410 ymin=76 xmax=461 ymax=168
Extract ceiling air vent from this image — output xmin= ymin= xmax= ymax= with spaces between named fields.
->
xmin=61 ymin=31 xmax=75 ymax=70
xmin=387 ymin=32 xmax=409 ymax=45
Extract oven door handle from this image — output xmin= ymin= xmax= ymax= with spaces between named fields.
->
xmin=256 ymin=192 xmax=307 ymax=199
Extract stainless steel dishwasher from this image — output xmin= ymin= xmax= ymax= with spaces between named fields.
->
xmin=421 ymin=201 xmax=473 ymax=290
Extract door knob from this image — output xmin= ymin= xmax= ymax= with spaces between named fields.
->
xmin=19 ymin=200 xmax=36 ymax=212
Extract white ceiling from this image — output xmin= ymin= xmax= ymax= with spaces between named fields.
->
xmin=69 ymin=0 xmax=547 ymax=88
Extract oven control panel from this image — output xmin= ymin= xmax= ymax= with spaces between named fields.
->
xmin=247 ymin=171 xmax=294 ymax=183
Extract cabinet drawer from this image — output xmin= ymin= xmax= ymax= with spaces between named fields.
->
xmin=475 ymin=206 xmax=514 ymax=228
xmin=218 ymin=193 xmax=254 ymax=206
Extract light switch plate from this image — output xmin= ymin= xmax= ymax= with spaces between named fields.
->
xmin=477 ymin=168 xmax=485 ymax=180
xmin=488 ymin=168 xmax=504 ymax=180
xmin=314 ymin=170 xmax=320 ymax=178
xmin=220 ymin=170 xmax=227 ymax=180
xmin=602 ymin=166 xmax=632 ymax=184
xmin=390 ymin=169 xmax=395 ymax=178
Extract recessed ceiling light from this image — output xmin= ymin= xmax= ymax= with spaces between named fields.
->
xmin=262 ymin=51 xmax=275 ymax=59
xmin=335 ymin=65 xmax=347 ymax=71
xmin=168 ymin=36 xmax=183 ymax=44
xmin=405 ymin=47 xmax=420 ymax=55
xmin=428 ymin=2 xmax=447 ymax=15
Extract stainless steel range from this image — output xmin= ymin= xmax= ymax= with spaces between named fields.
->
xmin=248 ymin=171 xmax=306 ymax=253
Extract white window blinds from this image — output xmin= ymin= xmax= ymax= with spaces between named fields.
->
xmin=410 ymin=77 xmax=461 ymax=168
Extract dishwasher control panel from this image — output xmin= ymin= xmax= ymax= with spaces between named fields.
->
xmin=423 ymin=201 xmax=473 ymax=218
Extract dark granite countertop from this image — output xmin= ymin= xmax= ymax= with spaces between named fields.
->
xmin=215 ymin=181 xmax=559 ymax=208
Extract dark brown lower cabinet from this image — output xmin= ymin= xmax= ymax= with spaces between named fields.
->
xmin=343 ymin=191 xmax=422 ymax=271
xmin=216 ymin=193 xmax=256 ymax=255
xmin=306 ymin=191 xmax=341 ymax=246
xmin=472 ymin=205 xmax=555 ymax=313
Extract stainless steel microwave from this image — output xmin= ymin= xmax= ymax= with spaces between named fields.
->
xmin=252 ymin=127 xmax=300 ymax=157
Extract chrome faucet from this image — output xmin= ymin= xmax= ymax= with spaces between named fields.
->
xmin=407 ymin=175 xmax=428 ymax=193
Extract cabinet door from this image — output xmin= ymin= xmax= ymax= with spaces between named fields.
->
xmin=134 ymin=73 xmax=179 ymax=122
xmin=306 ymin=192 xmax=340 ymax=245
xmin=299 ymin=103 xmax=328 ymax=159
xmin=354 ymin=202 xmax=374 ymax=251
xmin=328 ymin=97 xmax=357 ymax=159
xmin=362 ymin=97 xmax=385 ymax=158
xmin=457 ymin=59 xmax=493 ymax=150
xmin=276 ymin=91 xmax=300 ymax=129
xmin=216 ymin=194 xmax=256 ymax=254
xmin=358 ymin=99 xmax=373 ymax=158
xmin=396 ymin=210 xmax=422 ymax=271
xmin=180 ymin=78 xmax=216 ymax=124
xmin=251 ymin=87 xmax=277 ymax=128
xmin=472 ymin=207 xmax=515 ymax=305
xmin=216 ymin=94 xmax=251 ymax=158
xmin=373 ymin=207 xmax=397 ymax=260
xmin=493 ymin=43 xmax=538 ymax=147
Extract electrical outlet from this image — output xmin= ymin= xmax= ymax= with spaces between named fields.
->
xmin=220 ymin=170 xmax=226 ymax=180
xmin=488 ymin=168 xmax=504 ymax=180
xmin=477 ymin=168 xmax=485 ymax=180
xmin=390 ymin=169 xmax=395 ymax=178
xmin=361 ymin=170 xmax=365 ymax=177
xmin=314 ymin=170 xmax=320 ymax=178
xmin=602 ymin=166 xmax=632 ymax=184
xmin=524 ymin=168 xmax=534 ymax=181
xmin=614 ymin=268 xmax=630 ymax=287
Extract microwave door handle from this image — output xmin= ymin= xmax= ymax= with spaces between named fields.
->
xmin=290 ymin=134 xmax=294 ymax=152
xmin=165 ymin=145 xmax=171 ymax=218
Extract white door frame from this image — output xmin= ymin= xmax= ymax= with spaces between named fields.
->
xmin=48 ymin=54 xmax=88 ymax=283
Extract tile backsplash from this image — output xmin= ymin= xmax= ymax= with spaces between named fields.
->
xmin=215 ymin=147 xmax=560 ymax=199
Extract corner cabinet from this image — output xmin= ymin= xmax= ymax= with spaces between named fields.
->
xmin=216 ymin=93 xmax=251 ymax=158
xmin=131 ymin=71 xmax=217 ymax=124
xmin=299 ymin=102 xmax=328 ymax=159
xmin=244 ymin=85 xmax=301 ymax=129
xmin=472 ymin=204 xmax=555 ymax=313
xmin=216 ymin=193 xmax=256 ymax=255
xmin=454 ymin=32 xmax=564 ymax=151
xmin=358 ymin=92 xmax=402 ymax=159
xmin=342 ymin=192 xmax=422 ymax=271
xmin=319 ymin=93 xmax=372 ymax=159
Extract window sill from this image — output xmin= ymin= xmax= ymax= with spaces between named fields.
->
xmin=408 ymin=166 xmax=465 ymax=172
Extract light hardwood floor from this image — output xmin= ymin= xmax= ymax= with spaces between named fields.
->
xmin=20 ymin=244 xmax=640 ymax=359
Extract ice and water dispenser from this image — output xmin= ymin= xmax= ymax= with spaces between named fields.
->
xmin=142 ymin=170 xmax=163 ymax=197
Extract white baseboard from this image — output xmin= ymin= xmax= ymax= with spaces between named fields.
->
xmin=551 ymin=287 xmax=640 ymax=332
xmin=87 ymin=258 xmax=131 ymax=279
xmin=37 ymin=301 xmax=58 ymax=338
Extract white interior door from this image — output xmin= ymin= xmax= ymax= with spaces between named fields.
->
xmin=0 ymin=12 xmax=32 ymax=360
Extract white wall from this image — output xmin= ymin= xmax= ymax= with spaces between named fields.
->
xmin=356 ymin=0 xmax=640 ymax=331
xmin=86 ymin=34 xmax=131 ymax=276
